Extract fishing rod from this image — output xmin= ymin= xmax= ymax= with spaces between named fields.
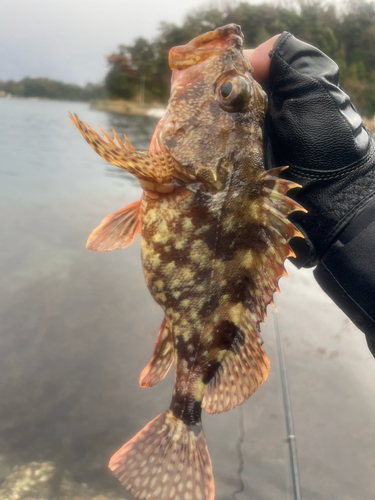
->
xmin=273 ymin=308 xmax=302 ymax=500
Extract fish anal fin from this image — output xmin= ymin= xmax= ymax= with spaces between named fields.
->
xmin=86 ymin=199 xmax=141 ymax=252
xmin=202 ymin=322 xmax=269 ymax=415
xmin=140 ymin=318 xmax=174 ymax=387
xmin=109 ymin=410 xmax=214 ymax=500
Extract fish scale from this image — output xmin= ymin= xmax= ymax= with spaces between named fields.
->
xmin=70 ymin=23 xmax=306 ymax=500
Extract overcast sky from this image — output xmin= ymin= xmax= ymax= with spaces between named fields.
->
xmin=0 ymin=0 xmax=237 ymax=85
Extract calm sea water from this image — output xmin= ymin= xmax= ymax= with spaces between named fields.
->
xmin=0 ymin=98 xmax=374 ymax=500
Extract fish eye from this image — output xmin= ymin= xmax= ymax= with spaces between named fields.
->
xmin=221 ymin=81 xmax=233 ymax=100
xmin=217 ymin=75 xmax=251 ymax=113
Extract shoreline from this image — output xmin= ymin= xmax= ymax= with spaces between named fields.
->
xmin=90 ymin=100 xmax=166 ymax=118
xmin=92 ymin=100 xmax=375 ymax=134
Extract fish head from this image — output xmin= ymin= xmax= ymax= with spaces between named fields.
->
xmin=151 ymin=24 xmax=267 ymax=188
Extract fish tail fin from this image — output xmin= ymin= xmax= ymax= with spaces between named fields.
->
xmin=109 ymin=410 xmax=215 ymax=500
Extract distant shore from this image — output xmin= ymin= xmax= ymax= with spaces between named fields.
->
xmin=2 ymin=94 xmax=374 ymax=135
xmin=90 ymin=100 xmax=165 ymax=118
xmin=91 ymin=100 xmax=375 ymax=135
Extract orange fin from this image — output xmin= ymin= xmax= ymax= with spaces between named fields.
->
xmin=109 ymin=410 xmax=215 ymax=500
xmin=262 ymin=166 xmax=301 ymax=191
xmin=258 ymin=167 xmax=305 ymax=305
xmin=266 ymin=206 xmax=304 ymax=239
xmin=202 ymin=319 xmax=269 ymax=415
xmin=262 ymin=168 xmax=306 ymax=240
xmin=263 ymin=187 xmax=307 ymax=217
xmin=202 ymin=166 xmax=305 ymax=415
xmin=140 ymin=318 xmax=174 ymax=387
xmin=86 ymin=199 xmax=141 ymax=252
xmin=69 ymin=113 xmax=196 ymax=183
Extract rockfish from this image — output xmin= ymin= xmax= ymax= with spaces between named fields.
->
xmin=70 ymin=24 xmax=304 ymax=500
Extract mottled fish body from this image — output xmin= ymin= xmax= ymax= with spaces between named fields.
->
xmin=70 ymin=24 xmax=304 ymax=500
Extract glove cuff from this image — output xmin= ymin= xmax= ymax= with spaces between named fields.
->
xmin=314 ymin=198 xmax=375 ymax=349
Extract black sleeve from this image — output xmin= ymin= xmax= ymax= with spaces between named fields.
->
xmin=264 ymin=32 xmax=375 ymax=355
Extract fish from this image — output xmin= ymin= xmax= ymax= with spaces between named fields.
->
xmin=70 ymin=23 xmax=305 ymax=500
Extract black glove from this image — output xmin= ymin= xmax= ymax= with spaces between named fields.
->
xmin=264 ymin=32 xmax=375 ymax=356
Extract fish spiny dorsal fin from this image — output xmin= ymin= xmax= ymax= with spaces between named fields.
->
xmin=246 ymin=167 xmax=305 ymax=319
xmin=109 ymin=410 xmax=215 ymax=500
xmin=139 ymin=317 xmax=174 ymax=387
xmin=86 ymin=199 xmax=142 ymax=252
xmin=69 ymin=113 xmax=196 ymax=183
xmin=260 ymin=167 xmax=306 ymax=293
xmin=203 ymin=168 xmax=305 ymax=415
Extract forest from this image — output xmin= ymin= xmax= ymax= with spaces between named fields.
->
xmin=0 ymin=78 xmax=106 ymax=101
xmin=105 ymin=0 xmax=375 ymax=116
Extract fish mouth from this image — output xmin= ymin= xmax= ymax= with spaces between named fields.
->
xmin=169 ymin=24 xmax=244 ymax=71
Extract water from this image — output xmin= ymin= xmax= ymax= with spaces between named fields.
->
xmin=0 ymin=98 xmax=374 ymax=500
xmin=0 ymin=99 xmax=162 ymax=498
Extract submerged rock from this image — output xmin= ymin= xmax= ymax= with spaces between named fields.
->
xmin=0 ymin=461 xmax=126 ymax=500
xmin=0 ymin=461 xmax=55 ymax=500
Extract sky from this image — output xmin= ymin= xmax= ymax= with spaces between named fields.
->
xmin=0 ymin=0 xmax=230 ymax=86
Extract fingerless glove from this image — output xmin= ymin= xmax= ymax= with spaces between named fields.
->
xmin=264 ymin=32 xmax=375 ymax=354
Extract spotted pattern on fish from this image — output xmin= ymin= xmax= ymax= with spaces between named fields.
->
xmin=71 ymin=23 xmax=305 ymax=500
xmin=140 ymin=139 xmax=300 ymax=425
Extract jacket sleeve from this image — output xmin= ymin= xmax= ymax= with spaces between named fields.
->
xmin=264 ymin=32 xmax=375 ymax=355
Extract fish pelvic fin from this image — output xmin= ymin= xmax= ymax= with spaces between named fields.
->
xmin=140 ymin=318 xmax=174 ymax=387
xmin=87 ymin=199 xmax=141 ymax=252
xmin=69 ymin=113 xmax=196 ymax=184
xmin=202 ymin=318 xmax=270 ymax=415
xmin=109 ymin=409 xmax=215 ymax=500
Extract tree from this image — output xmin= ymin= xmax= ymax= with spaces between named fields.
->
xmin=102 ymin=0 xmax=375 ymax=116
xmin=105 ymin=47 xmax=137 ymax=99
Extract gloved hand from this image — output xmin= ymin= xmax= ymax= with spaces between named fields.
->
xmin=246 ymin=33 xmax=375 ymax=356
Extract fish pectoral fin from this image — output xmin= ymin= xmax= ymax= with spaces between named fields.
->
xmin=109 ymin=410 xmax=214 ymax=500
xmin=202 ymin=320 xmax=270 ymax=415
xmin=70 ymin=113 xmax=196 ymax=184
xmin=86 ymin=199 xmax=141 ymax=252
xmin=139 ymin=318 xmax=174 ymax=387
